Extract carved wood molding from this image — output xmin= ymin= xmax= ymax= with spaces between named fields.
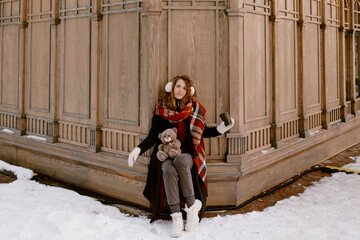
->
xmin=58 ymin=121 xmax=89 ymax=147
xmin=162 ymin=0 xmax=226 ymax=10
xmin=227 ymin=133 xmax=247 ymax=154
xmin=88 ymin=126 xmax=101 ymax=153
xmin=0 ymin=111 xmax=17 ymax=131
xmin=243 ymin=0 xmax=270 ymax=16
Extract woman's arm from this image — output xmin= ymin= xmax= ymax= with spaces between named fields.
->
xmin=203 ymin=118 xmax=235 ymax=138
xmin=202 ymin=126 xmax=221 ymax=138
xmin=128 ymin=114 xmax=162 ymax=167
xmin=137 ymin=114 xmax=162 ymax=155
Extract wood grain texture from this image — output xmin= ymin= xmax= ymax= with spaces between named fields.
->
xmin=29 ymin=22 xmax=50 ymax=111
xmin=170 ymin=10 xmax=217 ymax=122
xmin=106 ymin=12 xmax=138 ymax=123
xmin=304 ymin=23 xmax=321 ymax=109
xmin=278 ymin=19 xmax=297 ymax=116
xmin=62 ymin=17 xmax=90 ymax=117
xmin=325 ymin=27 xmax=340 ymax=107
xmin=1 ymin=25 xmax=19 ymax=107
xmin=244 ymin=13 xmax=268 ymax=122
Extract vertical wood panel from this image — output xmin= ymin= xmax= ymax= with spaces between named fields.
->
xmin=304 ymin=23 xmax=321 ymax=108
xmin=1 ymin=24 xmax=19 ymax=107
xmin=326 ymin=27 xmax=339 ymax=103
xmin=31 ymin=0 xmax=41 ymax=13
xmin=218 ymin=10 xmax=229 ymax=118
xmin=78 ymin=0 xmax=90 ymax=7
xmin=106 ymin=12 xmax=138 ymax=123
xmin=244 ymin=13 xmax=267 ymax=121
xmin=0 ymin=0 xmax=20 ymax=110
xmin=170 ymin=10 xmax=217 ymax=122
xmin=27 ymin=0 xmax=52 ymax=113
xmin=279 ymin=20 xmax=297 ymax=114
xmin=64 ymin=0 xmax=77 ymax=9
xmin=29 ymin=22 xmax=50 ymax=111
xmin=62 ymin=17 xmax=90 ymax=117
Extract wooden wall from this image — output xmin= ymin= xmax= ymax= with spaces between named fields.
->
xmin=303 ymin=0 xmax=322 ymax=129
xmin=159 ymin=0 xmax=229 ymax=161
xmin=0 ymin=0 xmax=20 ymax=109
xmin=1 ymin=0 xmax=360 ymax=206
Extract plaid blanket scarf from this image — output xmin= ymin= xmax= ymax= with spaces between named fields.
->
xmin=154 ymin=100 xmax=208 ymax=189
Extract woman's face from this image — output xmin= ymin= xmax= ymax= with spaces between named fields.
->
xmin=173 ymin=79 xmax=187 ymax=100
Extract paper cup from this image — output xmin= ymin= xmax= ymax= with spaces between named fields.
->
xmin=220 ymin=112 xmax=231 ymax=126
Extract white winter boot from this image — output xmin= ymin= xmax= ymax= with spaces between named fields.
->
xmin=184 ymin=199 xmax=202 ymax=231
xmin=170 ymin=212 xmax=184 ymax=238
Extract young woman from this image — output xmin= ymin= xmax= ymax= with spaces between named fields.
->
xmin=128 ymin=75 xmax=234 ymax=237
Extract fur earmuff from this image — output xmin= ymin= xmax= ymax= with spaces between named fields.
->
xmin=165 ymin=82 xmax=173 ymax=93
xmin=165 ymin=82 xmax=195 ymax=96
xmin=190 ymin=86 xmax=195 ymax=96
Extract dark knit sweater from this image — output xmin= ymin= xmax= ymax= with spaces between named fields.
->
xmin=175 ymin=120 xmax=189 ymax=153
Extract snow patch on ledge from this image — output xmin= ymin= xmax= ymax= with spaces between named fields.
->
xmin=25 ymin=135 xmax=47 ymax=141
xmin=0 ymin=128 xmax=14 ymax=134
xmin=0 ymin=160 xmax=34 ymax=180
xmin=309 ymin=130 xmax=320 ymax=136
xmin=261 ymin=148 xmax=275 ymax=154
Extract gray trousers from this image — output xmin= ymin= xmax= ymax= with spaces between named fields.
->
xmin=161 ymin=153 xmax=195 ymax=212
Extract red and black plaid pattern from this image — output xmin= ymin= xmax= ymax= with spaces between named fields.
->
xmin=154 ymin=101 xmax=208 ymax=189
xmin=154 ymin=102 xmax=193 ymax=122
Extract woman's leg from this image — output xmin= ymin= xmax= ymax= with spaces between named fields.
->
xmin=173 ymin=153 xmax=195 ymax=207
xmin=173 ymin=153 xmax=201 ymax=231
xmin=161 ymin=159 xmax=181 ymax=213
xmin=162 ymin=159 xmax=185 ymax=237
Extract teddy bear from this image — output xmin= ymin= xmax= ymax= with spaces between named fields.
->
xmin=156 ymin=128 xmax=182 ymax=161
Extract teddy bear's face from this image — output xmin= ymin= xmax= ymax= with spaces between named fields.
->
xmin=159 ymin=128 xmax=178 ymax=143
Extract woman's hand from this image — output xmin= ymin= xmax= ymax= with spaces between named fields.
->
xmin=128 ymin=147 xmax=141 ymax=167
xmin=216 ymin=118 xmax=235 ymax=134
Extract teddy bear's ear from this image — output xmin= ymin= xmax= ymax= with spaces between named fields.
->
xmin=172 ymin=127 xmax=178 ymax=134
xmin=158 ymin=133 xmax=162 ymax=139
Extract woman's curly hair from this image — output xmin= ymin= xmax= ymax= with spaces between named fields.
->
xmin=158 ymin=74 xmax=197 ymax=110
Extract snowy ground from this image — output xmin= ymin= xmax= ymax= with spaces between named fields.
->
xmin=0 ymin=158 xmax=360 ymax=240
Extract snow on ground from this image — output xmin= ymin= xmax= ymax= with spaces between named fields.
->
xmin=0 ymin=158 xmax=360 ymax=240
xmin=0 ymin=160 xmax=33 ymax=180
